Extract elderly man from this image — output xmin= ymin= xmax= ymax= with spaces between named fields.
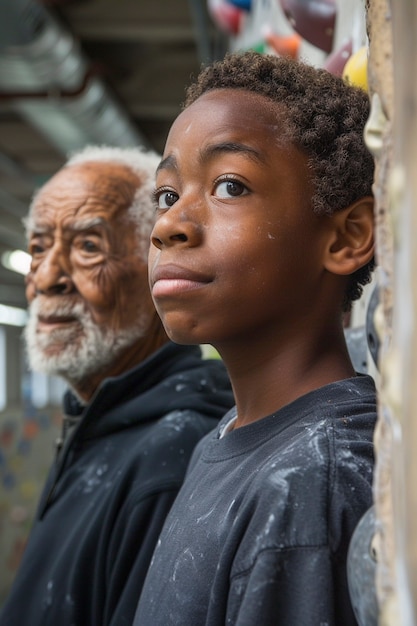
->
xmin=0 ymin=146 xmax=233 ymax=626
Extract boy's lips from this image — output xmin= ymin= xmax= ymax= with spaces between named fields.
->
xmin=151 ymin=263 xmax=212 ymax=297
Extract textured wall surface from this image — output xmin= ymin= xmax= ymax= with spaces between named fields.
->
xmin=366 ymin=0 xmax=417 ymax=624
xmin=0 ymin=405 xmax=61 ymax=606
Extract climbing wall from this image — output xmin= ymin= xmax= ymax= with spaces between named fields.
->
xmin=366 ymin=0 xmax=417 ymax=623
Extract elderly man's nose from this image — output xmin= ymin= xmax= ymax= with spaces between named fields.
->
xmin=33 ymin=252 xmax=73 ymax=295
xmin=37 ymin=276 xmax=73 ymax=296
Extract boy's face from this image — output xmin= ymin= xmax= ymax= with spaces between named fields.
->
xmin=149 ymin=89 xmax=333 ymax=348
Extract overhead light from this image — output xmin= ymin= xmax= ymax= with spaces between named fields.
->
xmin=2 ymin=249 xmax=31 ymax=275
xmin=0 ymin=304 xmax=28 ymax=327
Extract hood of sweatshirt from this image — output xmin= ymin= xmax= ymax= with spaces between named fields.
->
xmin=38 ymin=342 xmax=234 ymax=516
xmin=62 ymin=342 xmax=233 ymax=441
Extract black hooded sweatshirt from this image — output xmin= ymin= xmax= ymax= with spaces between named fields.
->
xmin=0 ymin=342 xmax=234 ymax=626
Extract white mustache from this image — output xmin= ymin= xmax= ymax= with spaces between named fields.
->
xmin=31 ymin=297 xmax=87 ymax=322
xmin=25 ymin=294 xmax=151 ymax=385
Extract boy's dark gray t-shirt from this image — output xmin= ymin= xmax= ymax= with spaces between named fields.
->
xmin=134 ymin=375 xmax=377 ymax=626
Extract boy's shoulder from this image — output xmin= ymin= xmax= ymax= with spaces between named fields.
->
xmin=197 ymin=374 xmax=376 ymax=462
xmin=255 ymin=373 xmax=377 ymax=484
xmin=226 ymin=376 xmax=377 ymax=575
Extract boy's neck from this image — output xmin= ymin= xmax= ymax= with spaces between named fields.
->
xmin=217 ymin=324 xmax=355 ymax=429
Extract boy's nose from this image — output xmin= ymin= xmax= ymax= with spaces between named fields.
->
xmin=151 ymin=206 xmax=203 ymax=250
xmin=32 ymin=249 xmax=74 ymax=296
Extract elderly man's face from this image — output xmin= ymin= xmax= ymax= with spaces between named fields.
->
xmin=24 ymin=162 xmax=155 ymax=383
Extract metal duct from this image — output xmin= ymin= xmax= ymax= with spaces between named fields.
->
xmin=0 ymin=0 xmax=149 ymax=154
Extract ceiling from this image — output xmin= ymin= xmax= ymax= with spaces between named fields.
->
xmin=0 ymin=0 xmax=228 ymax=311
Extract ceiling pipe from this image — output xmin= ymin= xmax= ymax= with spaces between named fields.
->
xmin=0 ymin=0 xmax=149 ymax=154
xmin=0 ymin=65 xmax=102 ymax=100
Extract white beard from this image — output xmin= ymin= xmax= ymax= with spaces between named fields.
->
xmin=24 ymin=298 xmax=150 ymax=383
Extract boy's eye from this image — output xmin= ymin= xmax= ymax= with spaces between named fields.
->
xmin=156 ymin=190 xmax=179 ymax=209
xmin=215 ymin=179 xmax=247 ymax=198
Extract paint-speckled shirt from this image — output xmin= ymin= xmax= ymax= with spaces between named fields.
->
xmin=134 ymin=374 xmax=376 ymax=626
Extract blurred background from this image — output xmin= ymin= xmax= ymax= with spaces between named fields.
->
xmin=0 ymin=0 xmax=369 ymax=604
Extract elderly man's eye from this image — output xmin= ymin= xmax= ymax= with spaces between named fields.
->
xmin=30 ymin=244 xmax=44 ymax=256
xmin=82 ymin=240 xmax=99 ymax=253
xmin=28 ymin=238 xmax=47 ymax=257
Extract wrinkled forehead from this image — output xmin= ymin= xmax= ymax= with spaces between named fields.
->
xmin=27 ymin=162 xmax=139 ymax=233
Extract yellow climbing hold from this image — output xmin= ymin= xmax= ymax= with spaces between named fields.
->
xmin=342 ymin=46 xmax=368 ymax=92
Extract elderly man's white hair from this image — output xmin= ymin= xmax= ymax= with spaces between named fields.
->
xmin=26 ymin=144 xmax=161 ymax=262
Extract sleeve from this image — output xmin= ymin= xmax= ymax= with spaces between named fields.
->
xmin=103 ymin=488 xmax=180 ymax=626
xmin=226 ymin=546 xmax=358 ymax=626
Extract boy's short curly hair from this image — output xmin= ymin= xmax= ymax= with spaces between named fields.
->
xmin=183 ymin=51 xmax=375 ymax=311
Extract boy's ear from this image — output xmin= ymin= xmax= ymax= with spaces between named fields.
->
xmin=324 ymin=197 xmax=375 ymax=275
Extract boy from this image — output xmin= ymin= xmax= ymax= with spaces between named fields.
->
xmin=134 ymin=51 xmax=377 ymax=625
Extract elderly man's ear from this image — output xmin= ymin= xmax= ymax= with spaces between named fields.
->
xmin=323 ymin=197 xmax=375 ymax=275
